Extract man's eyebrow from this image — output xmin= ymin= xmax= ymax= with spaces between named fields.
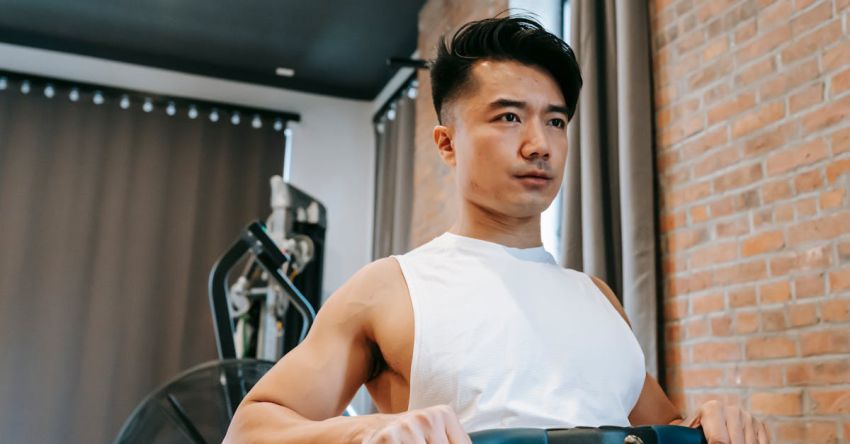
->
xmin=487 ymin=98 xmax=569 ymax=116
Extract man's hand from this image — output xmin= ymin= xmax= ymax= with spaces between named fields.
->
xmin=676 ymin=400 xmax=770 ymax=444
xmin=363 ymin=405 xmax=472 ymax=444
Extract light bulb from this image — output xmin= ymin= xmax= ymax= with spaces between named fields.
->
xmin=120 ymin=95 xmax=130 ymax=109
xmin=93 ymin=91 xmax=104 ymax=105
xmin=20 ymin=80 xmax=31 ymax=94
xmin=273 ymin=118 xmax=284 ymax=131
xmin=231 ymin=111 xmax=241 ymax=125
xmin=188 ymin=105 xmax=198 ymax=119
xmin=251 ymin=114 xmax=262 ymax=129
xmin=0 ymin=76 xmax=7 ymax=90
xmin=209 ymin=109 xmax=220 ymax=122
xmin=142 ymin=98 xmax=153 ymax=113
xmin=44 ymin=84 xmax=55 ymax=98
xmin=69 ymin=88 xmax=80 ymax=101
xmin=166 ymin=101 xmax=176 ymax=116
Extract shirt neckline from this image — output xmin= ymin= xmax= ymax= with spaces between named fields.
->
xmin=440 ymin=232 xmax=557 ymax=264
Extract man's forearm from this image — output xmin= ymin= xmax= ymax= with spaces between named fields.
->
xmin=224 ymin=400 xmax=387 ymax=444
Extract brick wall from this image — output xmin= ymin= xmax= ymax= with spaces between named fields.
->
xmin=411 ymin=0 xmax=509 ymax=247
xmin=651 ymin=0 xmax=850 ymax=441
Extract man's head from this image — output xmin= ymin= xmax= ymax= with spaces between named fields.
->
xmin=430 ymin=16 xmax=582 ymax=220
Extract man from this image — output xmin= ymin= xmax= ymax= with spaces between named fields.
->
xmin=225 ymin=16 xmax=770 ymax=444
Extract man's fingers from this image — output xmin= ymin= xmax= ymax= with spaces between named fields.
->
xmin=699 ymin=401 xmax=731 ymax=444
xmin=724 ymin=406 xmax=745 ymax=444
xmin=742 ymin=411 xmax=757 ymax=444
xmin=443 ymin=410 xmax=472 ymax=444
xmin=757 ymin=420 xmax=770 ymax=444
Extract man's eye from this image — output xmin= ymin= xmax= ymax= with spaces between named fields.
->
xmin=549 ymin=118 xmax=566 ymax=128
xmin=499 ymin=113 xmax=520 ymax=123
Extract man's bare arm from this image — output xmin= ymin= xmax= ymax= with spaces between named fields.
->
xmin=223 ymin=259 xmax=391 ymax=443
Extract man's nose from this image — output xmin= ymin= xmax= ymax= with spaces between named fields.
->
xmin=520 ymin=120 xmax=550 ymax=161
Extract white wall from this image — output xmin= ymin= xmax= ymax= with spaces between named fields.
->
xmin=0 ymin=42 xmax=376 ymax=300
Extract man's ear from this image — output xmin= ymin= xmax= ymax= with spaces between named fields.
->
xmin=433 ymin=125 xmax=456 ymax=166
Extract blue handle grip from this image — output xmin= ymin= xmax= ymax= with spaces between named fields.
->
xmin=469 ymin=425 xmax=707 ymax=444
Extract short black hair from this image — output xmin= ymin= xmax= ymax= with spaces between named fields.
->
xmin=430 ymin=15 xmax=582 ymax=124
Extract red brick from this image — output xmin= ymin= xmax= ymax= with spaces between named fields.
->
xmin=690 ymin=205 xmax=710 ymax=223
xmin=714 ymin=259 xmax=768 ymax=284
xmin=750 ymin=391 xmax=803 ymax=415
xmin=713 ymin=163 xmax=763 ymax=192
xmin=746 ymin=336 xmax=797 ymax=359
xmin=820 ymin=188 xmax=846 ymax=210
xmin=742 ymin=122 xmax=796 ymax=156
xmin=839 ymin=240 xmax=850 ymax=262
xmin=830 ymin=66 xmax=850 ymax=96
xmin=789 ymin=81 xmax=824 ymax=113
xmin=757 ymin=0 xmax=793 ymax=32
xmin=693 ymin=341 xmax=742 ymax=362
xmin=666 ymin=228 xmax=708 ymax=252
xmin=795 ymin=273 xmax=826 ymax=298
xmin=735 ymin=24 xmax=791 ymax=63
xmin=660 ymin=211 xmax=686 ymax=231
xmin=685 ymin=318 xmax=710 ymax=338
xmin=710 ymin=189 xmax=760 ymax=217
xmin=831 ymin=127 xmax=850 ymax=154
xmin=775 ymin=202 xmax=795 ymax=222
xmin=760 ymin=59 xmax=820 ymax=100
xmin=665 ymin=322 xmax=682 ymax=343
xmin=689 ymin=242 xmax=737 ymax=268
xmin=795 ymin=196 xmax=818 ymax=217
xmin=682 ymin=368 xmax=725 ymax=388
xmin=710 ymin=315 xmax=733 ymax=336
xmin=788 ymin=302 xmax=819 ymax=327
xmin=801 ymin=329 xmax=850 ymax=356
xmin=786 ymin=359 xmax=850 ymax=385
xmin=787 ymin=212 xmax=850 ymax=246
xmin=735 ymin=311 xmax=760 ymax=333
xmin=773 ymin=420 xmax=839 ymax=442
xmin=760 ymin=280 xmax=791 ymax=303
xmin=680 ymin=126 xmax=728 ymax=159
xmin=789 ymin=1 xmax=834 ymax=37
xmin=793 ymin=169 xmax=823 ymax=193
xmin=730 ymin=286 xmax=758 ymax=308
xmin=733 ymin=364 xmax=783 ymax=387
xmin=765 ymin=138 xmax=829 ymax=176
xmin=665 ymin=181 xmax=712 ymax=208
xmin=665 ymin=298 xmax=688 ymax=321
xmin=692 ymin=292 xmax=726 ymax=314
xmin=761 ymin=309 xmax=787 ymax=331
xmin=830 ymin=267 xmax=850 ymax=292
xmin=742 ymin=230 xmax=785 ymax=256
xmin=821 ymin=298 xmax=850 ymax=322
xmin=703 ymin=36 xmax=729 ymax=62
xmin=780 ymin=20 xmax=843 ymax=65
xmin=810 ymin=388 xmax=850 ymax=414
xmin=715 ymin=216 xmax=750 ymax=238
xmin=731 ymin=102 xmax=786 ymax=138
xmin=802 ymin=94 xmax=850 ymax=132
xmin=761 ymin=179 xmax=793 ymax=204
xmin=826 ymin=158 xmax=850 ymax=183
xmin=707 ymin=93 xmax=756 ymax=124
xmin=823 ymin=39 xmax=850 ymax=71
xmin=693 ymin=146 xmax=741 ymax=178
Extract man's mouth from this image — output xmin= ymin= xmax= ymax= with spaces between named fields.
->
xmin=513 ymin=172 xmax=552 ymax=186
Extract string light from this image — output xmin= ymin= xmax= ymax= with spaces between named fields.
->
xmin=387 ymin=104 xmax=396 ymax=121
xmin=1 ymin=75 xmax=286 ymax=130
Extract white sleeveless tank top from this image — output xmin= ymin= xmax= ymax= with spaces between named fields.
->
xmin=392 ymin=232 xmax=646 ymax=432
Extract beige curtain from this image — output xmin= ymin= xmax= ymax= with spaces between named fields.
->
xmin=0 ymin=86 xmax=285 ymax=443
xmin=561 ymin=0 xmax=661 ymax=379
xmin=372 ymin=88 xmax=416 ymax=259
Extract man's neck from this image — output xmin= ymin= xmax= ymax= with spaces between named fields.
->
xmin=448 ymin=200 xmax=543 ymax=249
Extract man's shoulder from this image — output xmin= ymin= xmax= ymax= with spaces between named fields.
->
xmin=334 ymin=257 xmax=408 ymax=309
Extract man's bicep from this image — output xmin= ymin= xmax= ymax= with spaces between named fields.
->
xmin=628 ymin=372 xmax=684 ymax=426
xmin=241 ymin=264 xmax=382 ymax=421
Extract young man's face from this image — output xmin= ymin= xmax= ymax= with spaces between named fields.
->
xmin=436 ymin=60 xmax=569 ymax=219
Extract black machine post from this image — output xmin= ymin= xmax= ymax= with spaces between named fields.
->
xmin=208 ymin=221 xmax=318 ymax=361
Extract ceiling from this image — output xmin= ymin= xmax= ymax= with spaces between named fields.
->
xmin=0 ymin=0 xmax=425 ymax=100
